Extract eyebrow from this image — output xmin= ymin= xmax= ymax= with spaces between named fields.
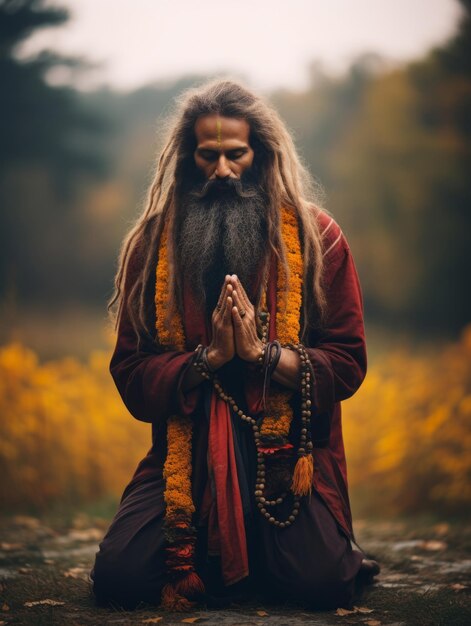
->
xmin=196 ymin=146 xmax=248 ymax=154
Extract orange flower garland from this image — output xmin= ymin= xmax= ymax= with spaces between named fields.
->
xmin=155 ymin=223 xmax=185 ymax=351
xmin=155 ymin=222 xmax=203 ymax=610
xmin=260 ymin=206 xmax=303 ymax=443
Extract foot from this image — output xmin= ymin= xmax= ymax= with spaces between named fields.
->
xmin=357 ymin=558 xmax=380 ymax=585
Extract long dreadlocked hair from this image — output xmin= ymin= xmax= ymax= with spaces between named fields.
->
xmin=108 ymin=78 xmax=330 ymax=349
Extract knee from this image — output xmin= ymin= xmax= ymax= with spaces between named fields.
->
xmin=91 ymin=547 xmax=164 ymax=610
xmin=263 ymin=564 xmax=355 ymax=609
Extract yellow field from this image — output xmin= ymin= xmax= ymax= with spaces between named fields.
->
xmin=1 ymin=326 xmax=470 ymax=516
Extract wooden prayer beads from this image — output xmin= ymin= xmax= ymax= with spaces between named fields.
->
xmin=192 ymin=312 xmax=314 ymax=528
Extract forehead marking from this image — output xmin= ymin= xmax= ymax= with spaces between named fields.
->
xmin=216 ymin=117 xmax=222 ymax=147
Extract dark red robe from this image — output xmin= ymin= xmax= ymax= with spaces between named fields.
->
xmin=91 ymin=209 xmax=367 ymax=610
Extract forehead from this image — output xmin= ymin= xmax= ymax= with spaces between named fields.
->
xmin=194 ymin=115 xmax=251 ymax=144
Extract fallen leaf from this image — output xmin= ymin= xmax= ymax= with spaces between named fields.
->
xmin=433 ymin=523 xmax=450 ymax=536
xmin=142 ymin=619 xmax=163 ymax=624
xmin=364 ymin=621 xmax=381 ymax=626
xmin=451 ymin=583 xmax=467 ymax=591
xmin=257 ymin=611 xmax=269 ymax=616
xmin=335 ymin=607 xmax=355 ymax=615
xmin=66 ymin=528 xmax=103 ymax=542
xmin=354 ymin=606 xmax=374 ymax=614
xmin=422 ymin=540 xmax=447 ymax=551
xmin=12 ymin=515 xmax=40 ymax=529
xmin=63 ymin=566 xmax=89 ymax=581
xmin=1 ymin=603 xmax=9 ymax=612
xmin=24 ymin=599 xmax=65 ymax=607
xmin=181 ymin=618 xmax=203 ymax=624
xmin=0 ymin=542 xmax=24 ymax=551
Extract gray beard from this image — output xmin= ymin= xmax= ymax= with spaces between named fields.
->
xmin=176 ymin=179 xmax=268 ymax=317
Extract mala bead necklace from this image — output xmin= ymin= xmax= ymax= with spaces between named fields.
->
xmin=192 ymin=312 xmax=314 ymax=528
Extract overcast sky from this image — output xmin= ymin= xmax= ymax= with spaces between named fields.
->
xmin=18 ymin=0 xmax=463 ymax=92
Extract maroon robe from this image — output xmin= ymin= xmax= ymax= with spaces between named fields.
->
xmin=91 ymin=209 xmax=366 ymax=610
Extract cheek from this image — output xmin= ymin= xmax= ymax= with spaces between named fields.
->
xmin=194 ymin=157 xmax=211 ymax=175
xmin=240 ymin=151 xmax=255 ymax=171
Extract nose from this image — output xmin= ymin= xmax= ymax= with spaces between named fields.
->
xmin=214 ymin=154 xmax=231 ymax=179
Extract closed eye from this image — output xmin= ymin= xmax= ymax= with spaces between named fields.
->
xmin=197 ymin=149 xmax=218 ymax=162
xmin=227 ymin=149 xmax=247 ymax=160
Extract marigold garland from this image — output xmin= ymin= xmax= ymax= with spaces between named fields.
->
xmin=155 ymin=221 xmax=200 ymax=610
xmin=260 ymin=206 xmax=303 ymax=443
xmin=155 ymin=222 xmax=185 ymax=351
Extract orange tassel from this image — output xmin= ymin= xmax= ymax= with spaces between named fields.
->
xmin=175 ymin=571 xmax=205 ymax=597
xmin=160 ymin=583 xmax=195 ymax=611
xmin=291 ymin=454 xmax=314 ymax=496
xmin=160 ymin=572 xmax=205 ymax=611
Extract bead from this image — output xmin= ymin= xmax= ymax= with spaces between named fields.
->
xmin=274 ymin=520 xmax=280 ymax=527
xmin=293 ymin=508 xmax=299 ymax=516
xmin=259 ymin=497 xmax=266 ymax=504
xmin=257 ymin=502 xmax=264 ymax=509
xmin=279 ymin=522 xmax=286 ymax=529
xmin=276 ymin=497 xmax=283 ymax=505
xmin=269 ymin=517 xmax=275 ymax=524
xmin=294 ymin=501 xmax=301 ymax=509
xmin=238 ymin=409 xmax=244 ymax=416
xmin=255 ymin=490 xmax=262 ymax=496
xmin=264 ymin=512 xmax=270 ymax=519
xmin=288 ymin=515 xmax=295 ymax=522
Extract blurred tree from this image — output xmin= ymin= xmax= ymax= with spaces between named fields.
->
xmin=0 ymin=0 xmax=111 ymax=307
xmin=272 ymin=2 xmax=471 ymax=336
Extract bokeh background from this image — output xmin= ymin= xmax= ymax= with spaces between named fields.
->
xmin=1 ymin=0 xmax=470 ymax=521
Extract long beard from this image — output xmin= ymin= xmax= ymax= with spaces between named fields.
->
xmin=176 ymin=176 xmax=268 ymax=317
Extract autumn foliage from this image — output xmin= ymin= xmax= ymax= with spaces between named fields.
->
xmin=0 ymin=326 xmax=470 ymax=516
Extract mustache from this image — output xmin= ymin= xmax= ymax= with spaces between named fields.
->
xmin=190 ymin=175 xmax=261 ymax=201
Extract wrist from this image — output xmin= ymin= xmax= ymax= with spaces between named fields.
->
xmin=244 ymin=341 xmax=265 ymax=365
xmin=206 ymin=347 xmax=228 ymax=370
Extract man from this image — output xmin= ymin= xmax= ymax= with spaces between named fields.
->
xmin=90 ymin=79 xmax=379 ymax=612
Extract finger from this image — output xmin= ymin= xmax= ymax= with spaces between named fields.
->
xmin=216 ymin=279 xmax=229 ymax=311
xmin=231 ymin=288 xmax=241 ymax=311
xmin=231 ymin=305 xmax=244 ymax=329
xmin=231 ymin=275 xmax=251 ymax=309
xmin=223 ymin=296 xmax=233 ymax=323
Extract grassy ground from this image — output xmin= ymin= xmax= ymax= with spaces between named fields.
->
xmin=0 ymin=507 xmax=470 ymax=626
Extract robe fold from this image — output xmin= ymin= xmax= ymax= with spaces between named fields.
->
xmin=91 ymin=209 xmax=367 ymax=609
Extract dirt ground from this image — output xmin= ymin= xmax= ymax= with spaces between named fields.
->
xmin=0 ymin=511 xmax=470 ymax=626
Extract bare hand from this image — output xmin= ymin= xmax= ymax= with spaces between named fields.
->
xmin=207 ymin=276 xmax=235 ymax=369
xmin=229 ymin=274 xmax=263 ymax=362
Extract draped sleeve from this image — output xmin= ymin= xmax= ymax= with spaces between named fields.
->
xmin=306 ymin=212 xmax=367 ymax=415
xmin=109 ymin=242 xmax=201 ymax=424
